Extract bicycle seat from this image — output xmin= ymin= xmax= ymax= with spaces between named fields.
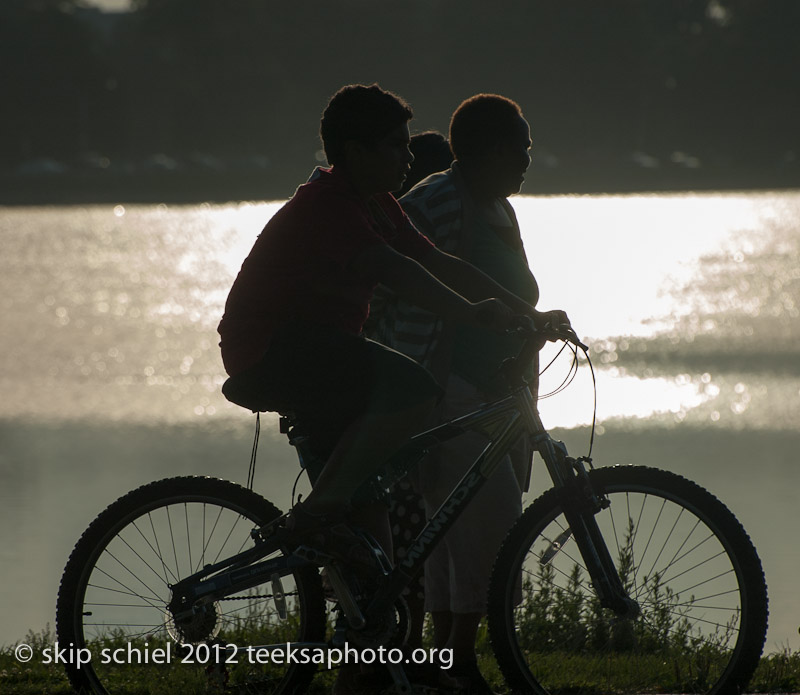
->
xmin=222 ymin=375 xmax=309 ymax=434
xmin=221 ymin=373 xmax=289 ymax=414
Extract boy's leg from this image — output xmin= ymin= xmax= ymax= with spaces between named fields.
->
xmin=300 ymin=395 xmax=435 ymax=516
xmin=299 ymin=334 xmax=440 ymax=517
xmin=284 ymin=332 xmax=440 ymax=567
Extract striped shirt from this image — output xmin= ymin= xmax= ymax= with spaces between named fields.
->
xmin=366 ymin=168 xmax=462 ymax=371
xmin=367 ymin=165 xmax=533 ymax=386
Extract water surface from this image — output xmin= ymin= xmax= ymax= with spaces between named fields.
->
xmin=1 ymin=191 xmax=798 ymax=650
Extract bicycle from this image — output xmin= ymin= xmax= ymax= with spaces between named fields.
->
xmin=56 ymin=320 xmax=768 ymax=694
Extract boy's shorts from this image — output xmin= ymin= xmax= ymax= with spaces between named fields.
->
xmin=223 ymin=322 xmax=442 ymax=459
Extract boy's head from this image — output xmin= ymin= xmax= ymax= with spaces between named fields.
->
xmin=320 ymin=84 xmax=414 ymax=167
xmin=398 ymin=131 xmax=453 ymax=196
xmin=449 ymin=94 xmax=525 ymax=162
xmin=449 ymin=94 xmax=531 ymax=197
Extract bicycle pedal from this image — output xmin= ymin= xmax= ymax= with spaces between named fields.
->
xmin=253 ymin=514 xmax=290 ymax=542
xmin=294 ymin=544 xmax=335 ymax=565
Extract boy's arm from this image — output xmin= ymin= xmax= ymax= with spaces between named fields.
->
xmin=419 ymin=247 xmax=568 ymax=328
xmin=351 ymin=242 xmax=512 ymax=329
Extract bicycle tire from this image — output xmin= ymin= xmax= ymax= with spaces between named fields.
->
xmin=488 ymin=465 xmax=768 ymax=695
xmin=56 ymin=476 xmax=326 ymax=695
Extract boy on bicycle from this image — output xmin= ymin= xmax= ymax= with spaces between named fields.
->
xmin=219 ymin=84 xmax=550 ymax=574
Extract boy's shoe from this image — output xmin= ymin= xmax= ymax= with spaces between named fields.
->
xmin=405 ymin=661 xmax=461 ymax=692
xmin=448 ymin=660 xmax=500 ymax=695
xmin=285 ymin=503 xmax=383 ymax=575
xmin=331 ymin=667 xmax=393 ymax=695
xmin=332 ymin=664 xmax=459 ymax=695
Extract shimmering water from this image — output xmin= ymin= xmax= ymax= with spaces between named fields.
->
xmin=1 ymin=192 xmax=798 ymax=650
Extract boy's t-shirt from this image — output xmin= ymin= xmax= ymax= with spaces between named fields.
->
xmin=218 ymin=167 xmax=434 ymax=376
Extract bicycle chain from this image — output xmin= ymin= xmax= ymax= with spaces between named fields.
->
xmin=219 ymin=591 xmax=298 ymax=601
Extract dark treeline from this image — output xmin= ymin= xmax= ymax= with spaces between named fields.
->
xmin=3 ymin=0 xmax=799 ymax=201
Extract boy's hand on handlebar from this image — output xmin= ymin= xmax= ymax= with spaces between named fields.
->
xmin=534 ymin=310 xmax=588 ymax=350
xmin=468 ymin=298 xmax=516 ymax=332
xmin=513 ymin=310 xmax=587 ymax=350
xmin=533 ymin=309 xmax=571 ymax=330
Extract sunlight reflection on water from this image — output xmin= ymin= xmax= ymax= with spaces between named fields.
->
xmin=0 ymin=191 xmax=797 ymax=429
xmin=512 ymin=191 xmax=800 ymax=430
xmin=515 ymin=191 xmax=798 ymax=339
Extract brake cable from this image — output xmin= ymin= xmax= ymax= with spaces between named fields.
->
xmin=535 ymin=335 xmax=599 ymax=460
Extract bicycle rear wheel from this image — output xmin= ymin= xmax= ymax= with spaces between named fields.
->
xmin=56 ymin=476 xmax=326 ymax=694
xmin=488 ymin=466 xmax=768 ymax=695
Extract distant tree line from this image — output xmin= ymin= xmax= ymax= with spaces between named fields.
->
xmin=3 ymin=0 xmax=799 ymax=196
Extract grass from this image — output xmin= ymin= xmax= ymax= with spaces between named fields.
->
xmin=0 ymin=522 xmax=787 ymax=695
xmin=4 ymin=626 xmax=800 ymax=694
xmin=0 ymin=625 xmax=337 ymax=695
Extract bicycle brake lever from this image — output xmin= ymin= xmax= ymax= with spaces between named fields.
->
xmin=563 ymin=327 xmax=589 ymax=352
xmin=545 ymin=322 xmax=588 ymax=352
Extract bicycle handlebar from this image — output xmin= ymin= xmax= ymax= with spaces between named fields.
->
xmin=500 ymin=316 xmax=588 ymax=386
xmin=510 ymin=315 xmax=588 ymax=352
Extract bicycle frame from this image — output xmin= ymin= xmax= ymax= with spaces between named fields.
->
xmin=367 ymin=377 xmax=636 ymax=621
xmin=59 ymin=320 xmax=766 ymax=695
xmin=366 ymin=383 xmax=538 ymax=617
xmin=170 ymin=327 xmax=638 ymax=641
xmin=169 ymin=384 xmax=535 ymax=615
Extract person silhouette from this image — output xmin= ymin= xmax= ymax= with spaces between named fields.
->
xmin=371 ymin=93 xmax=569 ymax=694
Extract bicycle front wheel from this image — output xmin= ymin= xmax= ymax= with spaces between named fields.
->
xmin=488 ymin=466 xmax=768 ymax=695
xmin=56 ymin=476 xmax=326 ymax=695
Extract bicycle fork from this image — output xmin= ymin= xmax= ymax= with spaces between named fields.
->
xmin=540 ymin=441 xmax=640 ymax=619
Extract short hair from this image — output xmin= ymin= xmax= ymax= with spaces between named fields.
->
xmin=320 ymin=84 xmax=413 ymax=166
xmin=398 ymin=131 xmax=453 ymax=196
xmin=448 ymin=94 xmax=525 ymax=162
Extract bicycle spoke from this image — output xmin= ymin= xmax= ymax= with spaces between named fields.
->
xmin=148 ymin=510 xmax=173 ymax=587
xmin=184 ymin=503 xmax=193 ymax=573
xmin=93 ymin=558 xmax=164 ymax=612
xmin=656 ymin=548 xmax=728 ymax=588
xmin=116 ymin=530 xmax=174 ymax=590
xmin=132 ymin=517 xmax=180 ymax=586
xmin=166 ymin=505 xmax=180 ymax=580
xmin=86 ymin=581 xmax=161 ymax=605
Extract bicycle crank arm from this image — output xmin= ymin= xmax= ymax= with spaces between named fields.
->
xmin=318 ymin=563 xmax=366 ymax=630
